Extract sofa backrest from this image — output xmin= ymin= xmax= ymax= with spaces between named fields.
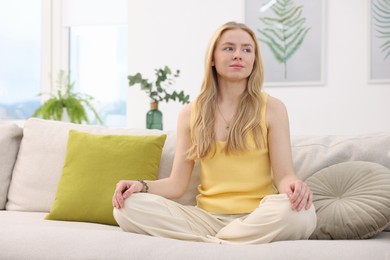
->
xmin=292 ymin=133 xmax=390 ymax=180
xmin=0 ymin=123 xmax=23 ymax=209
xmin=3 ymin=118 xmax=390 ymax=213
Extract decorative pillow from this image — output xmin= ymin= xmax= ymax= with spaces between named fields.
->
xmin=307 ymin=161 xmax=390 ymax=239
xmin=46 ymin=130 xmax=166 ymax=226
xmin=291 ymin=132 xmax=390 ymax=181
xmin=0 ymin=123 xmax=23 ymax=209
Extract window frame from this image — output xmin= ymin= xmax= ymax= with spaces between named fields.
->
xmin=41 ymin=0 xmax=69 ymax=95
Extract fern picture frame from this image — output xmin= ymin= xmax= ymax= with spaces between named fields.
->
xmin=244 ymin=0 xmax=326 ymax=86
xmin=369 ymin=0 xmax=390 ymax=83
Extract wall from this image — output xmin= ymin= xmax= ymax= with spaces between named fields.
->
xmin=127 ymin=0 xmax=390 ymax=135
xmin=127 ymin=0 xmax=243 ymax=131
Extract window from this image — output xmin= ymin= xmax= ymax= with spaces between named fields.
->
xmin=69 ymin=25 xmax=128 ymax=126
xmin=0 ymin=0 xmax=128 ymax=126
xmin=0 ymin=0 xmax=41 ymax=120
xmin=62 ymin=0 xmax=128 ymax=127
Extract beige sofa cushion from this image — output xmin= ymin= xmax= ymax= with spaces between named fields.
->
xmin=0 ymin=123 xmax=23 ymax=209
xmin=6 ymin=118 xmax=199 ymax=212
xmin=1 ymin=211 xmax=389 ymax=260
xmin=291 ymin=132 xmax=390 ymax=181
xmin=307 ymin=161 xmax=390 ymax=239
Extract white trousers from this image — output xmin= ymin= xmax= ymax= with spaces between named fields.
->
xmin=113 ymin=193 xmax=316 ymax=245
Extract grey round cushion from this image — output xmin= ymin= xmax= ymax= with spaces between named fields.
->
xmin=306 ymin=161 xmax=390 ymax=239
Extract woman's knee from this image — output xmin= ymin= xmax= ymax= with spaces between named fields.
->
xmin=114 ymin=194 xmax=161 ymax=221
xmin=280 ymin=204 xmax=317 ymax=239
xmin=113 ymin=193 xmax=167 ymax=232
xmin=260 ymin=194 xmax=317 ymax=239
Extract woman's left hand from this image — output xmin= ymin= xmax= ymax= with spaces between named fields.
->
xmin=285 ymin=179 xmax=313 ymax=211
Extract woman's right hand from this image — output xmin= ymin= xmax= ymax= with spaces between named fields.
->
xmin=112 ymin=180 xmax=143 ymax=209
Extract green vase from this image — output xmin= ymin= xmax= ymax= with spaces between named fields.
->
xmin=146 ymin=101 xmax=163 ymax=130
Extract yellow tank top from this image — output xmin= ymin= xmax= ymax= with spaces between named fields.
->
xmin=195 ymin=92 xmax=278 ymax=214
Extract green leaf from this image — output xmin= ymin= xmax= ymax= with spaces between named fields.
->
xmin=127 ymin=65 xmax=190 ymax=105
xmin=33 ymin=70 xmax=102 ymax=124
xmin=286 ymin=28 xmax=310 ymax=61
xmin=373 ymin=0 xmax=390 ymax=60
xmin=257 ymin=0 xmax=311 ymax=78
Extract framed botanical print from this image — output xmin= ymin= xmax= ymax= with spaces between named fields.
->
xmin=245 ymin=0 xmax=326 ymax=86
xmin=369 ymin=0 xmax=390 ymax=83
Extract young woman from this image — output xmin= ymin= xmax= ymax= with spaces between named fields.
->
xmin=112 ymin=21 xmax=316 ymax=244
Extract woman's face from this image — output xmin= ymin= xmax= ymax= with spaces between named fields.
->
xmin=213 ymin=28 xmax=256 ymax=83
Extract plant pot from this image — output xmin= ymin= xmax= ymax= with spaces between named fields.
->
xmin=61 ymin=109 xmax=70 ymax=122
xmin=146 ymin=101 xmax=163 ymax=130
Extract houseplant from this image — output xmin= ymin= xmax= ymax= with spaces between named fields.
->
xmin=128 ymin=65 xmax=190 ymax=130
xmin=33 ymin=70 xmax=102 ymax=125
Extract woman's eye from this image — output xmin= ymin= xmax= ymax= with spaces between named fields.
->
xmin=224 ymin=47 xmax=233 ymax=52
xmin=243 ymin=48 xmax=252 ymax=53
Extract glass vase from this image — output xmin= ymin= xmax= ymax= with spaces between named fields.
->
xmin=146 ymin=101 xmax=163 ymax=130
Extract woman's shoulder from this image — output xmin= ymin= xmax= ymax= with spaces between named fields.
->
xmin=265 ymin=94 xmax=287 ymax=113
xmin=177 ymin=103 xmax=193 ymax=126
xmin=179 ymin=102 xmax=192 ymax=117
xmin=265 ymin=94 xmax=289 ymax=126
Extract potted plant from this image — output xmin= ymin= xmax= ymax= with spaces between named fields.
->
xmin=128 ymin=65 xmax=190 ymax=130
xmin=33 ymin=70 xmax=103 ymax=125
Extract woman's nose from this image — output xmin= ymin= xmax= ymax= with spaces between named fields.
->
xmin=233 ymin=50 xmax=242 ymax=60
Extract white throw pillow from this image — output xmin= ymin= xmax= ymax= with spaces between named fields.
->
xmin=0 ymin=123 xmax=23 ymax=209
xmin=6 ymin=118 xmax=197 ymax=212
xmin=291 ymin=133 xmax=390 ymax=181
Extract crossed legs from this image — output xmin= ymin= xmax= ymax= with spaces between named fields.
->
xmin=113 ymin=193 xmax=316 ymax=244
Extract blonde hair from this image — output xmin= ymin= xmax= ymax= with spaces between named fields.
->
xmin=187 ymin=21 xmax=265 ymax=160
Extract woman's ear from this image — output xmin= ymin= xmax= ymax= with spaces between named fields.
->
xmin=211 ymin=61 xmax=215 ymax=66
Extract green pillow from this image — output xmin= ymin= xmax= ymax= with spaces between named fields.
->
xmin=46 ymin=130 xmax=166 ymax=226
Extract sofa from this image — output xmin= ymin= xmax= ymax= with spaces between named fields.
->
xmin=1 ymin=118 xmax=390 ymax=260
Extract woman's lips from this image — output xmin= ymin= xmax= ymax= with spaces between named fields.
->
xmin=230 ymin=64 xmax=244 ymax=69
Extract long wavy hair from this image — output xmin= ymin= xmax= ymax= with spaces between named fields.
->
xmin=187 ymin=21 xmax=265 ymax=160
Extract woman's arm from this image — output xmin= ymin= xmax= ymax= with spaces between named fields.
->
xmin=266 ymin=96 xmax=313 ymax=211
xmin=113 ymin=104 xmax=195 ymax=209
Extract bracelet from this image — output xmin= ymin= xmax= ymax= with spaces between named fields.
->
xmin=138 ymin=180 xmax=149 ymax=193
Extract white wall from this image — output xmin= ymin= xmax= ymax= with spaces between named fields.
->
xmin=266 ymin=0 xmax=390 ymax=135
xmin=127 ymin=0 xmax=243 ymax=131
xmin=127 ymin=0 xmax=390 ymax=135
